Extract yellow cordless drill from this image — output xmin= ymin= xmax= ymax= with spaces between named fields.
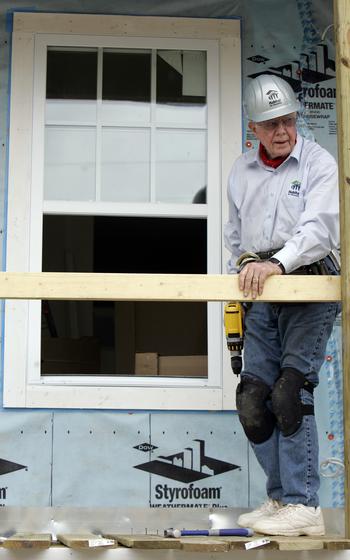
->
xmin=224 ymin=302 xmax=244 ymax=376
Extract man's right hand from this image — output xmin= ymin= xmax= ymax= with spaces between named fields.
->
xmin=239 ymin=260 xmax=282 ymax=299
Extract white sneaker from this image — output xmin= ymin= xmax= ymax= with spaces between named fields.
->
xmin=253 ymin=504 xmax=325 ymax=536
xmin=237 ymin=498 xmax=282 ymax=528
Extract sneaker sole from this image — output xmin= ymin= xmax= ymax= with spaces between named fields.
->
xmin=254 ymin=525 xmax=325 ymax=537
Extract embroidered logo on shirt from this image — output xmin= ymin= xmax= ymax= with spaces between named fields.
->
xmin=287 ymin=180 xmax=301 ymax=197
xmin=266 ymin=89 xmax=282 ymax=108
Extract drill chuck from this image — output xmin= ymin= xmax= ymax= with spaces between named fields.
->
xmin=231 ymin=355 xmax=242 ymax=376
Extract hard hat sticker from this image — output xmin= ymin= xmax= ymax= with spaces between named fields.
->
xmin=266 ymin=89 xmax=282 ymax=107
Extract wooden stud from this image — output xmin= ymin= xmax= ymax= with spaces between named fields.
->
xmin=334 ymin=0 xmax=350 ymax=539
xmin=0 ymin=272 xmax=340 ymax=302
xmin=3 ymin=533 xmax=52 ymax=549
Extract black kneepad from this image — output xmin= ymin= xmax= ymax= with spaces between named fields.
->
xmin=236 ymin=377 xmax=276 ymax=444
xmin=271 ymin=367 xmax=314 ymax=437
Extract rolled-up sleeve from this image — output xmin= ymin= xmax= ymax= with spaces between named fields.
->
xmin=224 ymin=164 xmax=241 ymax=273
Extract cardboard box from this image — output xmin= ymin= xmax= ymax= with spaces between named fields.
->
xmin=158 ymin=355 xmax=207 ymax=377
xmin=41 ymin=337 xmax=100 ymax=374
xmin=135 ymin=352 xmax=158 ymax=375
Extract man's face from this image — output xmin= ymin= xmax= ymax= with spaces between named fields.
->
xmin=249 ymin=113 xmax=297 ymax=159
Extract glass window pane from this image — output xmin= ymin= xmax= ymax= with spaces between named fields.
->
xmin=46 ymin=49 xmax=97 ymax=123
xmin=101 ymin=50 xmax=151 ymax=123
xmin=44 ymin=126 xmax=96 ymax=201
xmin=156 ymin=129 xmax=207 ymax=203
xmin=156 ymin=50 xmax=207 ymax=126
xmin=101 ymin=127 xmax=150 ymax=202
xmin=46 ymin=99 xmax=97 ymax=124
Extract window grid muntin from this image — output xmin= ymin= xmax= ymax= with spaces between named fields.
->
xmin=44 ymin=44 xmax=207 ymax=205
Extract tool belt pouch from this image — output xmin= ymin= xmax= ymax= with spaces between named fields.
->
xmin=293 ymin=255 xmax=340 ymax=276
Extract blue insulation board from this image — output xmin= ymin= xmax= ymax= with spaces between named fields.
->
xmin=0 ymin=330 xmax=343 ymax=509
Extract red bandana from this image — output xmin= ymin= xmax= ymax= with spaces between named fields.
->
xmin=259 ymin=143 xmax=288 ymax=169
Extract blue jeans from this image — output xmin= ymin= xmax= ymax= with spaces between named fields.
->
xmin=241 ymin=301 xmax=340 ymax=507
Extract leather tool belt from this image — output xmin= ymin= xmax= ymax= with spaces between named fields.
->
xmin=256 ymin=250 xmax=340 ymax=275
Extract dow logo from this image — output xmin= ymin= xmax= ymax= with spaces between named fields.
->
xmin=134 ymin=439 xmax=239 ymax=483
xmin=134 ymin=443 xmax=158 ymax=452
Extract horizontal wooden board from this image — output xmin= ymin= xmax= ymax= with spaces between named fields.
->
xmin=2 ymin=532 xmax=350 ymax=551
xmin=102 ymin=533 xmax=349 ymax=551
xmin=0 ymin=272 xmax=341 ymax=302
xmin=324 ymin=537 xmax=350 ymax=550
xmin=3 ymin=533 xmax=52 ymax=549
xmin=179 ymin=537 xmax=230 ymax=552
xmin=14 ymin=12 xmax=240 ymax=39
xmin=105 ymin=534 xmax=181 ymax=549
xmin=56 ymin=533 xmax=116 ymax=549
xmin=226 ymin=535 xmax=349 ymax=551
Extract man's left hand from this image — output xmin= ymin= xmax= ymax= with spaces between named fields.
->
xmin=239 ymin=260 xmax=283 ymax=299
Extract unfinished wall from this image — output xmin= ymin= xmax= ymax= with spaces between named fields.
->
xmin=0 ymin=0 xmax=343 ymax=512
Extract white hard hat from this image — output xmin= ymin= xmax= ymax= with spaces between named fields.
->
xmin=244 ymin=74 xmax=300 ymax=122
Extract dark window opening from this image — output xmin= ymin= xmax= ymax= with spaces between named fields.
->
xmin=46 ymin=50 xmax=98 ymax=100
xmin=102 ymin=51 xmax=151 ymax=102
xmin=41 ymin=215 xmax=208 ymax=377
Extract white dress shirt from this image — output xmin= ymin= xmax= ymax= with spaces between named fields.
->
xmin=224 ymin=135 xmax=339 ymax=274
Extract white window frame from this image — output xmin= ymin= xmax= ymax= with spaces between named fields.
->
xmin=4 ymin=13 xmax=241 ymax=410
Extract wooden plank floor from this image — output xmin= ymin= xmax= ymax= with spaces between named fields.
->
xmin=1 ymin=532 xmax=350 ymax=551
xmin=110 ymin=534 xmax=350 ymax=552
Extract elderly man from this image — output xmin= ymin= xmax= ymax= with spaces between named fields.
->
xmin=224 ymin=74 xmax=340 ymax=536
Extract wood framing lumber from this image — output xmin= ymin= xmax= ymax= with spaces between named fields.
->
xmin=105 ymin=534 xmax=181 ymax=549
xmin=334 ymin=0 xmax=350 ymax=539
xmin=179 ymin=537 xmax=230 ymax=552
xmin=227 ymin=537 xmax=279 ymax=550
xmin=275 ymin=538 xmax=324 ymax=551
xmin=225 ymin=536 xmax=323 ymax=551
xmin=56 ymin=533 xmax=117 ymax=549
xmin=2 ymin=533 xmax=52 ymax=549
xmin=101 ymin=534 xmax=327 ymax=552
xmin=1 ymin=533 xmax=349 ymax=551
xmin=324 ymin=538 xmax=350 ymax=550
xmin=0 ymin=272 xmax=340 ymax=302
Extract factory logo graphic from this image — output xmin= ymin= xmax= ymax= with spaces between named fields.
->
xmin=0 ymin=458 xmax=27 ymax=476
xmin=134 ymin=439 xmax=240 ymax=483
xmin=247 ymin=43 xmax=335 ymax=91
xmin=0 ymin=458 xmax=27 ymax=505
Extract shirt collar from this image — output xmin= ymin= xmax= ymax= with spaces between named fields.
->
xmin=250 ymin=134 xmax=303 ymax=167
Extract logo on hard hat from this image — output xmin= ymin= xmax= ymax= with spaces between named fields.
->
xmin=266 ymin=89 xmax=282 ymax=108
